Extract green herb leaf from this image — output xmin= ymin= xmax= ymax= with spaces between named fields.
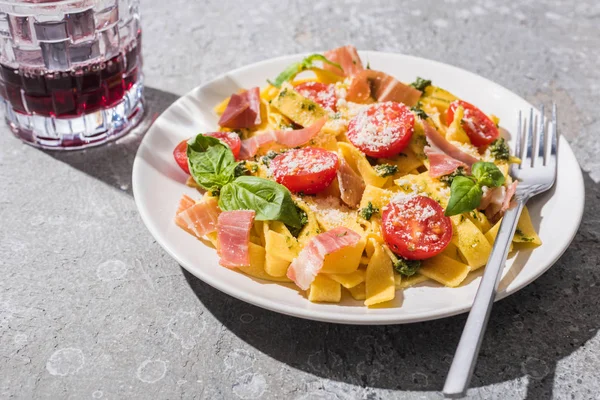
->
xmin=489 ymin=138 xmax=510 ymax=161
xmin=218 ymin=176 xmax=303 ymax=228
xmin=445 ymin=176 xmax=483 ymax=216
xmin=471 ymin=162 xmax=505 ymax=188
xmin=392 ymin=257 xmax=421 ymax=277
xmin=409 ymin=77 xmax=432 ymax=92
xmin=374 ymin=163 xmax=398 ymax=177
xmin=410 ymin=106 xmax=428 ymax=120
xmin=439 ymin=166 xmax=467 ymax=185
xmin=286 ymin=207 xmax=308 ymax=238
xmin=268 ymin=54 xmax=341 ymax=88
xmin=187 ymin=134 xmax=238 ymax=191
xmin=359 ymin=201 xmax=379 ymax=221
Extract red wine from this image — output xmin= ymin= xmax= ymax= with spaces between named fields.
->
xmin=0 ymin=36 xmax=141 ymax=118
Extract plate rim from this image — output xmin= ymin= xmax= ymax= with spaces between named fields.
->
xmin=132 ymin=50 xmax=585 ymax=325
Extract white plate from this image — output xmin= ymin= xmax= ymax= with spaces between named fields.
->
xmin=132 ymin=51 xmax=584 ymax=325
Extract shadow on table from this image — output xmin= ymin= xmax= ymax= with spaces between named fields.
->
xmin=184 ymin=173 xmax=599 ymax=399
xmin=42 ymin=86 xmax=180 ymax=196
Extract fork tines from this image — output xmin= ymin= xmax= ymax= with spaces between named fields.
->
xmin=516 ymin=102 xmax=557 ymax=168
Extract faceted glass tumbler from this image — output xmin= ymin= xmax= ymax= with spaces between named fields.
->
xmin=0 ymin=0 xmax=144 ymax=150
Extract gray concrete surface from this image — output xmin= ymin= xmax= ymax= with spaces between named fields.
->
xmin=1 ymin=0 xmax=599 ymax=399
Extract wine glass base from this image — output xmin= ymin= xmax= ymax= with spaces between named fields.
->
xmin=6 ymin=81 xmax=145 ymax=151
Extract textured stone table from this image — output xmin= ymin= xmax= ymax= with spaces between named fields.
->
xmin=2 ymin=1 xmax=599 ymax=399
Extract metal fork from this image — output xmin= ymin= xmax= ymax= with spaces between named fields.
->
xmin=443 ymin=104 xmax=558 ymax=398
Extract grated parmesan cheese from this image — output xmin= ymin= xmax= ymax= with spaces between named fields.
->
xmin=307 ymin=196 xmax=352 ymax=227
xmin=271 ymin=149 xmax=337 ymax=179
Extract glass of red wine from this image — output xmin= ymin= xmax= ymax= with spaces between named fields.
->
xmin=0 ymin=0 xmax=144 ymax=149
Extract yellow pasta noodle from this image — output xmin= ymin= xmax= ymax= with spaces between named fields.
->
xmin=450 ymin=215 xmax=493 ymax=270
xmin=327 ymin=269 xmax=366 ymax=289
xmin=309 ymin=275 xmax=341 ymax=303
xmin=364 ymin=240 xmax=395 ymax=306
xmin=419 ymin=254 xmax=471 ymax=287
xmin=238 ymin=243 xmax=292 ymax=283
xmin=514 ymin=206 xmax=542 ymax=246
xmin=338 ymin=142 xmax=389 ymax=188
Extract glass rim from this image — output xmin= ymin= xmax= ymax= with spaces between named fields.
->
xmin=0 ymin=0 xmax=94 ymax=7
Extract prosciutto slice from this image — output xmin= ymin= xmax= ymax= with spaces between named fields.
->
xmin=218 ymin=87 xmax=262 ymax=129
xmin=175 ymin=196 xmax=220 ymax=238
xmin=238 ymin=131 xmax=277 ymax=160
xmin=424 ymin=146 xmax=467 ymax=178
xmin=422 ymin=121 xmax=479 ymax=166
xmin=274 ymin=117 xmax=326 ymax=147
xmin=501 ymin=181 xmax=518 ymax=213
xmin=287 ymin=227 xmax=361 ymax=290
xmin=216 ymin=210 xmax=255 ymax=268
xmin=237 ymin=118 xmax=326 ymax=159
xmin=480 ymin=181 xmax=517 ymax=221
xmin=346 ymin=70 xmax=422 ymax=106
xmin=337 ymin=158 xmax=365 ymax=208
xmin=322 ymin=45 xmax=364 ymax=77
xmin=176 ymin=194 xmax=196 ymax=214
xmin=367 ymin=70 xmax=422 ymax=106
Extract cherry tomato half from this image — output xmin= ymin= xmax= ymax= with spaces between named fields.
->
xmin=270 ymin=147 xmax=339 ymax=194
xmin=382 ymin=195 xmax=452 ymax=260
xmin=295 ymin=82 xmax=337 ymax=112
xmin=173 ymin=139 xmax=190 ymax=174
xmin=205 ymin=131 xmax=241 ymax=159
xmin=446 ymin=100 xmax=499 ymax=147
xmin=346 ymin=101 xmax=414 ymax=158
xmin=173 ymin=132 xmax=242 ymax=174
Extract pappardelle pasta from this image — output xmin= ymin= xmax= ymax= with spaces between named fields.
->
xmin=172 ymin=45 xmax=541 ymax=307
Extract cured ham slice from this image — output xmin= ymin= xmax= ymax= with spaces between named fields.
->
xmin=346 ymin=70 xmax=422 ymax=106
xmin=346 ymin=72 xmax=371 ymax=103
xmin=500 ymin=181 xmax=518 ymax=213
xmin=216 ymin=210 xmax=255 ymax=268
xmin=176 ymin=194 xmax=196 ymax=214
xmin=322 ymin=45 xmax=364 ymax=77
xmin=287 ymin=227 xmax=361 ymax=290
xmin=337 ymin=158 xmax=365 ymax=208
xmin=424 ymin=146 xmax=467 ymax=178
xmin=274 ymin=117 xmax=326 ymax=147
xmin=239 ymin=131 xmax=277 ymax=160
xmin=218 ymin=87 xmax=262 ymax=129
xmin=175 ymin=196 xmax=220 ymax=238
xmin=237 ymin=118 xmax=326 ymax=159
xmin=366 ymin=70 xmax=422 ymax=106
xmin=422 ymin=121 xmax=479 ymax=166
xmin=480 ymin=182 xmax=516 ymax=221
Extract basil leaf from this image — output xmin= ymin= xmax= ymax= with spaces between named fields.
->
xmin=268 ymin=54 xmax=342 ymax=87
xmin=471 ymin=161 xmax=505 ymax=188
xmin=445 ymin=176 xmax=483 ymax=216
xmin=187 ymin=134 xmax=238 ymax=191
xmin=218 ymin=176 xmax=303 ymax=228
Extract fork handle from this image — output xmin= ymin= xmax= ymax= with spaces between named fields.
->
xmin=443 ymin=200 xmax=526 ymax=398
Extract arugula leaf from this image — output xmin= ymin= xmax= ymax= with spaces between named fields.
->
xmin=445 ymin=176 xmax=483 ymax=216
xmin=268 ymin=54 xmax=341 ymax=88
xmin=187 ymin=134 xmax=238 ymax=191
xmin=409 ymin=77 xmax=432 ymax=92
xmin=471 ymin=162 xmax=505 ymax=188
xmin=218 ymin=176 xmax=303 ymax=228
